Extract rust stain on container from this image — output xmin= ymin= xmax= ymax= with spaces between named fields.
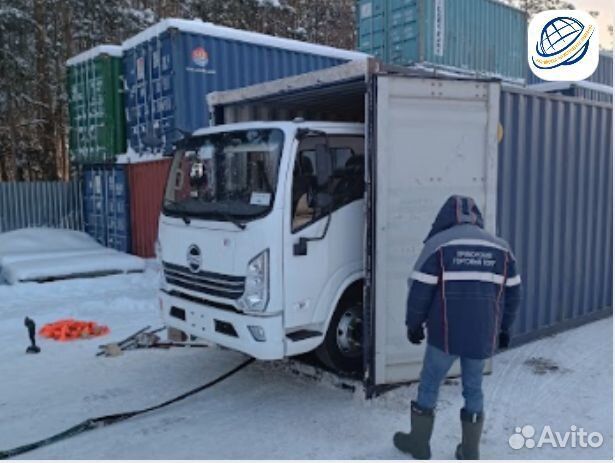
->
xmin=127 ymin=159 xmax=172 ymax=257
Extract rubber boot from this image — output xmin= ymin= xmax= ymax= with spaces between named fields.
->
xmin=393 ymin=401 xmax=435 ymax=459
xmin=455 ymin=408 xmax=484 ymax=460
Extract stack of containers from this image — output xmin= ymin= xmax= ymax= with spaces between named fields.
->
xmin=119 ymin=19 xmax=367 ymax=257
xmin=73 ymin=19 xmax=366 ymax=257
xmin=356 ymin=0 xmax=527 ymax=82
xmin=67 ymin=45 xmax=132 ymax=253
xmin=121 ymin=18 xmax=367 ymax=154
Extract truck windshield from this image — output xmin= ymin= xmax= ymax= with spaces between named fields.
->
xmin=163 ymin=129 xmax=284 ymax=222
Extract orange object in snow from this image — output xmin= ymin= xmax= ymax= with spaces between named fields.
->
xmin=39 ymin=319 xmax=110 ymax=341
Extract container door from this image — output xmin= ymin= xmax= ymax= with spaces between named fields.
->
xmin=83 ymin=166 xmax=108 ymax=247
xmin=106 ymin=166 xmax=130 ymax=253
xmin=124 ymin=33 xmax=174 ymax=155
xmin=366 ymin=75 xmax=500 ymax=391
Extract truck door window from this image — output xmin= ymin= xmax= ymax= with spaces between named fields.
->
xmin=291 ymin=136 xmax=364 ymax=232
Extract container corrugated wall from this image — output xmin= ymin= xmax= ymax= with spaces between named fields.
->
xmin=67 ymin=50 xmax=126 ymax=163
xmin=558 ymin=85 xmax=613 ymax=104
xmin=122 ymin=24 xmax=353 ymax=154
xmin=126 ymin=159 xmax=172 ymax=257
xmin=0 ymin=181 xmax=83 ymax=232
xmin=590 ymin=52 xmax=614 ymax=87
xmin=357 ymin=0 xmax=527 ymax=81
xmin=527 ymin=51 xmax=614 ymax=87
xmin=498 ymin=88 xmax=613 ymax=342
xmin=82 ymin=165 xmax=131 ymax=252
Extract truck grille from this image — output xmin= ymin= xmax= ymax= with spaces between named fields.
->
xmin=162 ymin=262 xmax=245 ymax=300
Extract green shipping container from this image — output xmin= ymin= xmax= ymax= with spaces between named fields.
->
xmin=67 ymin=45 xmax=126 ymax=163
xmin=357 ymin=0 xmax=527 ymax=82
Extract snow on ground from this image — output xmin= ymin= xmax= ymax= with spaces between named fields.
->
xmin=0 ymin=228 xmax=144 ymax=284
xmin=0 ymin=269 xmax=612 ymax=459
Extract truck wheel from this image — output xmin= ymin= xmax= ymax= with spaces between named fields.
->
xmin=316 ymin=302 xmax=363 ymax=375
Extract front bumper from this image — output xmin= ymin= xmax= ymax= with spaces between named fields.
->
xmin=160 ymin=291 xmax=285 ymax=360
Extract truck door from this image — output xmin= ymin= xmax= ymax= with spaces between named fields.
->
xmin=283 ymin=134 xmax=365 ymax=337
xmin=365 ymin=76 xmax=500 ymax=393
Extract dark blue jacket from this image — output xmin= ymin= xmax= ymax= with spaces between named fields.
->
xmin=406 ymin=195 xmax=521 ymax=359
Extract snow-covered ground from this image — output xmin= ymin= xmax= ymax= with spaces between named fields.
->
xmin=0 ymin=270 xmax=612 ymax=459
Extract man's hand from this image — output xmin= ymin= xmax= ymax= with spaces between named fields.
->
xmin=498 ymin=331 xmax=510 ymax=349
xmin=407 ymin=325 xmax=425 ymax=345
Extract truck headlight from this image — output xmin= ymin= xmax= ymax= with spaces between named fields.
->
xmin=238 ymin=249 xmax=269 ymax=313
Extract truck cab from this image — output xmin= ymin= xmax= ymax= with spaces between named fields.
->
xmin=158 ymin=120 xmax=367 ymax=373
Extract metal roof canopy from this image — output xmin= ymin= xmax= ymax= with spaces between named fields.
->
xmin=207 ymin=59 xmax=496 ymax=125
xmin=528 ymin=80 xmax=613 ymax=95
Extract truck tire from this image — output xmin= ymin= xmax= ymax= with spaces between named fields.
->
xmin=316 ymin=301 xmax=363 ymax=375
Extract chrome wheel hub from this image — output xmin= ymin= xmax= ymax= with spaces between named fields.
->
xmin=335 ymin=308 xmax=363 ymax=357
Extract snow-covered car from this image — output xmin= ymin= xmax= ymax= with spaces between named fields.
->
xmin=0 ymin=228 xmax=145 ymax=284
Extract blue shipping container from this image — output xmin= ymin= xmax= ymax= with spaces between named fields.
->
xmin=357 ymin=0 xmax=527 ymax=81
xmin=82 ymin=165 xmax=131 ymax=253
xmin=556 ymin=84 xmax=612 ymax=104
xmin=498 ymin=88 xmax=613 ymax=343
xmin=527 ymin=50 xmax=613 ymax=87
xmin=122 ymin=19 xmax=366 ymax=153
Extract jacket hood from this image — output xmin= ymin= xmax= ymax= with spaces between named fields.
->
xmin=425 ymin=195 xmax=484 ymax=242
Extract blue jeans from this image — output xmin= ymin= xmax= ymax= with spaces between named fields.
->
xmin=417 ymin=344 xmax=485 ymax=414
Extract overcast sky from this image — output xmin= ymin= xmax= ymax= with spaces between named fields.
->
xmin=569 ymin=0 xmax=613 ymax=49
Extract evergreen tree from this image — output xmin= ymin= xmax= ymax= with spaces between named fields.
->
xmin=0 ymin=0 xmax=359 ymax=180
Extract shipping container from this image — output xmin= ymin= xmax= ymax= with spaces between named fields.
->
xmin=127 ymin=158 xmax=172 ymax=257
xmin=557 ymin=85 xmax=613 ymax=104
xmin=498 ymin=87 xmax=613 ymax=343
xmin=527 ymin=50 xmax=614 ymax=87
xmin=67 ymin=46 xmax=126 ymax=163
xmin=357 ymin=0 xmax=527 ymax=81
xmin=121 ymin=18 xmax=367 ymax=154
xmin=207 ymin=59 xmax=612 ymax=395
xmin=82 ymin=164 xmax=131 ymax=252
xmin=527 ymin=81 xmax=613 ymax=104
xmin=82 ymin=160 xmax=172 ymax=257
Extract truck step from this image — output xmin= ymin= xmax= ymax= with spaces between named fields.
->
xmin=286 ymin=330 xmax=322 ymax=342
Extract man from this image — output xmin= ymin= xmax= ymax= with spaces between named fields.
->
xmin=393 ymin=195 xmax=522 ymax=460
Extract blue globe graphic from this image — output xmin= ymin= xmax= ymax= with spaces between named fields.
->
xmin=534 ymin=17 xmax=590 ymax=68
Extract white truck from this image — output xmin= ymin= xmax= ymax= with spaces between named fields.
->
xmin=157 ymin=60 xmax=500 ymax=396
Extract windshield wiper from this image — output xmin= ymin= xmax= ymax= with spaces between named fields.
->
xmin=164 ymin=200 xmax=191 ymax=225
xmin=165 ymin=200 xmax=246 ymax=230
xmin=219 ymin=211 xmax=246 ymax=230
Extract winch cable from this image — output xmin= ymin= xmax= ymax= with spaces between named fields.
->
xmin=0 ymin=357 xmax=255 ymax=459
